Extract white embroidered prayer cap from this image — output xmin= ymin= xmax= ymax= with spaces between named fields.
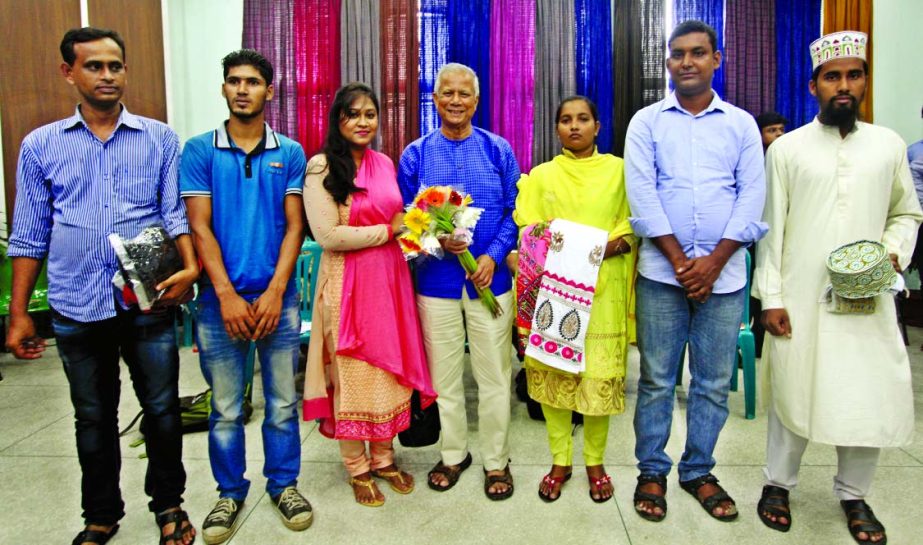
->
xmin=810 ymin=30 xmax=868 ymax=72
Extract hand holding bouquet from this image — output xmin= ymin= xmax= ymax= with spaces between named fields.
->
xmin=398 ymin=186 xmax=502 ymax=317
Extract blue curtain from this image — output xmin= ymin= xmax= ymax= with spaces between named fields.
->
xmin=419 ymin=0 xmax=448 ymax=135
xmin=775 ymin=0 xmax=820 ymax=129
xmin=574 ymin=0 xmax=614 ymax=153
xmin=673 ymin=0 xmax=725 ymax=98
xmin=447 ymin=0 xmax=491 ymax=129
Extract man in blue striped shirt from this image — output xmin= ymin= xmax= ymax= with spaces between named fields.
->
xmin=398 ymin=63 xmax=519 ymax=501
xmin=625 ymin=20 xmax=767 ymax=524
xmin=5 ymin=27 xmax=198 ymax=545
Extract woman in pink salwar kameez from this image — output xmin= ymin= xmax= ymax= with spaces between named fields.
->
xmin=302 ymin=83 xmax=436 ymax=507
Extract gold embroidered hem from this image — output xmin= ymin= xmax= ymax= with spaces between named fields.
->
xmin=525 ymin=364 xmax=626 ymax=416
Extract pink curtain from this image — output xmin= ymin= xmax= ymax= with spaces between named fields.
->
xmin=489 ymin=0 xmax=535 ymax=173
xmin=725 ymin=0 xmax=776 ymax=115
xmin=294 ymin=0 xmax=342 ymax=156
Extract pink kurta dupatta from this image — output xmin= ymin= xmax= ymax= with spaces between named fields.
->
xmin=337 ymin=149 xmax=436 ymax=401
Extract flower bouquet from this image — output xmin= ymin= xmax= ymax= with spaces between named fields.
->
xmin=398 ymin=186 xmax=502 ymax=317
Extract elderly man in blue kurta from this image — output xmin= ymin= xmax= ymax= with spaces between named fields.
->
xmin=398 ymin=63 xmax=519 ymax=501
xmin=624 ymin=20 xmax=767 ymax=524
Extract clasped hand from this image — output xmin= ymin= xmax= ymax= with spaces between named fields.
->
xmin=675 ymin=254 xmax=724 ymax=302
xmin=220 ymin=291 xmax=283 ymax=341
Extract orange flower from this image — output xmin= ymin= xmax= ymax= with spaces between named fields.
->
xmin=425 ymin=187 xmax=447 ymax=207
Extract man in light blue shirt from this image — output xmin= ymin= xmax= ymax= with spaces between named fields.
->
xmin=625 ymin=20 xmax=767 ymax=524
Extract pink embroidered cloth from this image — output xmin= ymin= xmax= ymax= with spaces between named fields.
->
xmin=516 ymin=222 xmax=551 ymax=353
xmin=303 ymin=149 xmax=436 ymax=434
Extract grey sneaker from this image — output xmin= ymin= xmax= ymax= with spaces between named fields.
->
xmin=202 ymin=497 xmax=243 ymax=545
xmin=271 ymin=486 xmax=314 ymax=531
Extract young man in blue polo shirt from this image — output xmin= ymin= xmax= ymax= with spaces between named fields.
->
xmin=180 ymin=49 xmax=310 ymax=544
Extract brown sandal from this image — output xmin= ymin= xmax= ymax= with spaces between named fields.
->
xmin=484 ymin=466 xmax=514 ymax=501
xmin=427 ymin=452 xmax=473 ymax=492
xmin=349 ymin=476 xmax=385 ymax=507
xmin=371 ymin=466 xmax=415 ymax=494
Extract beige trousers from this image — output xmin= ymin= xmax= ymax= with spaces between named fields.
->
xmin=764 ymin=408 xmax=880 ymax=500
xmin=416 ymin=290 xmax=515 ymax=471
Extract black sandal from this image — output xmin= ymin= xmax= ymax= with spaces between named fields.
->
xmin=156 ymin=508 xmax=195 ymax=545
xmin=757 ymin=485 xmax=792 ymax=532
xmin=841 ymin=499 xmax=887 ymax=545
xmin=484 ymin=465 xmax=514 ymax=501
xmin=427 ymin=452 xmax=473 ymax=492
xmin=72 ymin=524 xmax=119 ymax=545
xmin=633 ymin=474 xmax=668 ymax=522
xmin=679 ymin=473 xmax=738 ymax=522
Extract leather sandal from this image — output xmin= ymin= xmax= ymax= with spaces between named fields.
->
xmin=588 ymin=473 xmax=613 ymax=504
xmin=538 ymin=470 xmax=572 ymax=503
xmin=484 ymin=465 xmax=514 ymax=501
xmin=758 ymin=485 xmax=792 ymax=532
xmin=155 ymin=508 xmax=194 ymax=545
xmin=634 ymin=474 xmax=667 ymax=522
xmin=841 ymin=499 xmax=887 ymax=545
xmin=427 ymin=452 xmax=473 ymax=492
xmin=679 ymin=473 xmax=738 ymax=522
xmin=371 ymin=467 xmax=414 ymax=494
xmin=72 ymin=524 xmax=119 ymax=545
xmin=349 ymin=476 xmax=385 ymax=507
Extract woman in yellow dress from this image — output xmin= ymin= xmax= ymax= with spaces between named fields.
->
xmin=514 ymin=96 xmax=636 ymax=503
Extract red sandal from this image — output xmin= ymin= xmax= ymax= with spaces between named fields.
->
xmin=538 ymin=470 xmax=572 ymax=503
xmin=588 ymin=473 xmax=613 ymax=503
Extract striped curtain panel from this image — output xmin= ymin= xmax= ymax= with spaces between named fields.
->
xmin=575 ymin=0 xmax=614 ymax=154
xmin=418 ymin=0 xmax=449 ymax=135
xmin=294 ymin=0 xmax=341 ymax=156
xmin=532 ymin=0 xmax=576 ymax=166
xmin=446 ymin=0 xmax=492 ymax=129
xmin=724 ymin=0 xmax=776 ymax=115
xmin=340 ymin=0 xmax=381 ymax=148
xmin=379 ymin=0 xmax=419 ymax=164
xmin=489 ymin=0 xmax=535 ymax=173
xmin=775 ymin=0 xmax=821 ymax=128
xmin=242 ymin=0 xmax=298 ymax=139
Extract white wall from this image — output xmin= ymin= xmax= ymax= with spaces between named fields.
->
xmin=874 ymin=0 xmax=923 ymax=145
xmin=166 ymin=0 xmax=244 ymax=143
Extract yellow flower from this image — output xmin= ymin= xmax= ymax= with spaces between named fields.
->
xmin=462 ymin=195 xmax=474 ymax=206
xmin=404 ymin=208 xmax=432 ymax=235
xmin=397 ymin=232 xmax=423 ymax=254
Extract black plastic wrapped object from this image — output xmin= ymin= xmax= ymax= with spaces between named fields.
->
xmin=109 ymin=226 xmax=182 ymax=311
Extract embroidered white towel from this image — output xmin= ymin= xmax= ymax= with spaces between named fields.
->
xmin=525 ymin=219 xmax=608 ymax=374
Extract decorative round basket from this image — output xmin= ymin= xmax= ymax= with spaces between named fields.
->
xmin=826 ymin=240 xmax=896 ymax=299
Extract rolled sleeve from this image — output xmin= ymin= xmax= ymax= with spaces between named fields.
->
xmin=158 ymin=130 xmax=189 ymax=238
xmin=8 ymin=142 xmax=53 ymax=259
xmin=721 ymin=119 xmax=768 ymax=245
xmin=625 ymin=112 xmax=674 ymax=239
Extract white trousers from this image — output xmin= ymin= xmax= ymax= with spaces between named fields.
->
xmin=416 ymin=290 xmax=515 ymax=471
xmin=764 ymin=408 xmax=880 ymax=500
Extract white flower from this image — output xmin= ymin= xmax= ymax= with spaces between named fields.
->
xmin=454 ymin=206 xmax=483 ymax=230
xmin=421 ymin=232 xmax=443 ymax=258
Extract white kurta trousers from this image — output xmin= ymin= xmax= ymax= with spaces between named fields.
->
xmin=764 ymin=408 xmax=880 ymax=500
xmin=416 ymin=290 xmax=515 ymax=471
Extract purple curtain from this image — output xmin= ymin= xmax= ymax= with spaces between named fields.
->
xmin=490 ymin=0 xmax=535 ymax=173
xmin=242 ymin=0 xmax=298 ymax=139
xmin=725 ymin=0 xmax=776 ymax=115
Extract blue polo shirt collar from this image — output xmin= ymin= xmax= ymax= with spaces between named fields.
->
xmin=213 ymin=121 xmax=279 ymax=150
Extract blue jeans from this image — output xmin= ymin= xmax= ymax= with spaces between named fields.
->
xmin=632 ymin=275 xmax=744 ymax=482
xmin=53 ymin=306 xmax=185 ymax=525
xmin=196 ymin=294 xmax=301 ymax=499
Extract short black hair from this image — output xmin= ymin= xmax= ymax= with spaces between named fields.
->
xmin=555 ymin=95 xmax=599 ymax=124
xmin=811 ymin=60 xmax=868 ymax=82
xmin=221 ymin=49 xmax=274 ymax=84
xmin=669 ymin=20 xmax=718 ymax=53
xmin=755 ymin=112 xmax=789 ymax=130
xmin=60 ymin=27 xmax=125 ymax=65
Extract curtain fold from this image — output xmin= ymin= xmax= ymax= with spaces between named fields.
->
xmin=612 ymin=0 xmax=665 ymax=157
xmin=532 ymin=0 xmax=576 ymax=166
xmin=823 ymin=0 xmax=873 ymax=121
xmin=673 ymin=0 xmax=725 ymax=98
xmin=418 ymin=0 xmax=449 ymax=135
xmin=242 ymin=0 xmax=297 ymax=139
xmin=294 ymin=0 xmax=341 ymax=156
xmin=447 ymin=0 xmax=492 ymax=129
xmin=340 ymin=0 xmax=381 ymax=148
xmin=380 ymin=0 xmax=419 ymax=164
xmin=776 ymin=0 xmax=821 ymax=129
xmin=724 ymin=0 xmax=775 ymax=115
xmin=490 ymin=0 xmax=535 ymax=173
xmin=575 ymin=0 xmax=614 ymax=154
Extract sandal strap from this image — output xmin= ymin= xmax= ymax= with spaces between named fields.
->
xmin=350 ymin=477 xmax=378 ymax=491
xmin=72 ymin=526 xmax=119 ymax=545
xmin=637 ymin=474 xmax=668 ymax=491
xmin=485 ymin=467 xmax=513 ymax=486
xmin=155 ymin=510 xmax=189 ymax=543
xmin=373 ymin=469 xmax=408 ymax=484
xmin=634 ymin=491 xmax=667 ymax=509
xmin=841 ymin=500 xmax=885 ymax=533
xmin=589 ymin=474 xmax=612 ymax=487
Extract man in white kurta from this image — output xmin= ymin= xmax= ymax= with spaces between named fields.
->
xmin=752 ymin=31 xmax=921 ymax=544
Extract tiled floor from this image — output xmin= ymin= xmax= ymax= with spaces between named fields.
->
xmin=1 ymin=327 xmax=921 ymax=545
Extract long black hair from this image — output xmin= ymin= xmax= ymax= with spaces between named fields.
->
xmin=319 ymin=82 xmax=380 ymax=205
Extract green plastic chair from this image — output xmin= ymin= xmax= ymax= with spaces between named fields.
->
xmin=295 ymin=239 xmax=323 ymax=345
